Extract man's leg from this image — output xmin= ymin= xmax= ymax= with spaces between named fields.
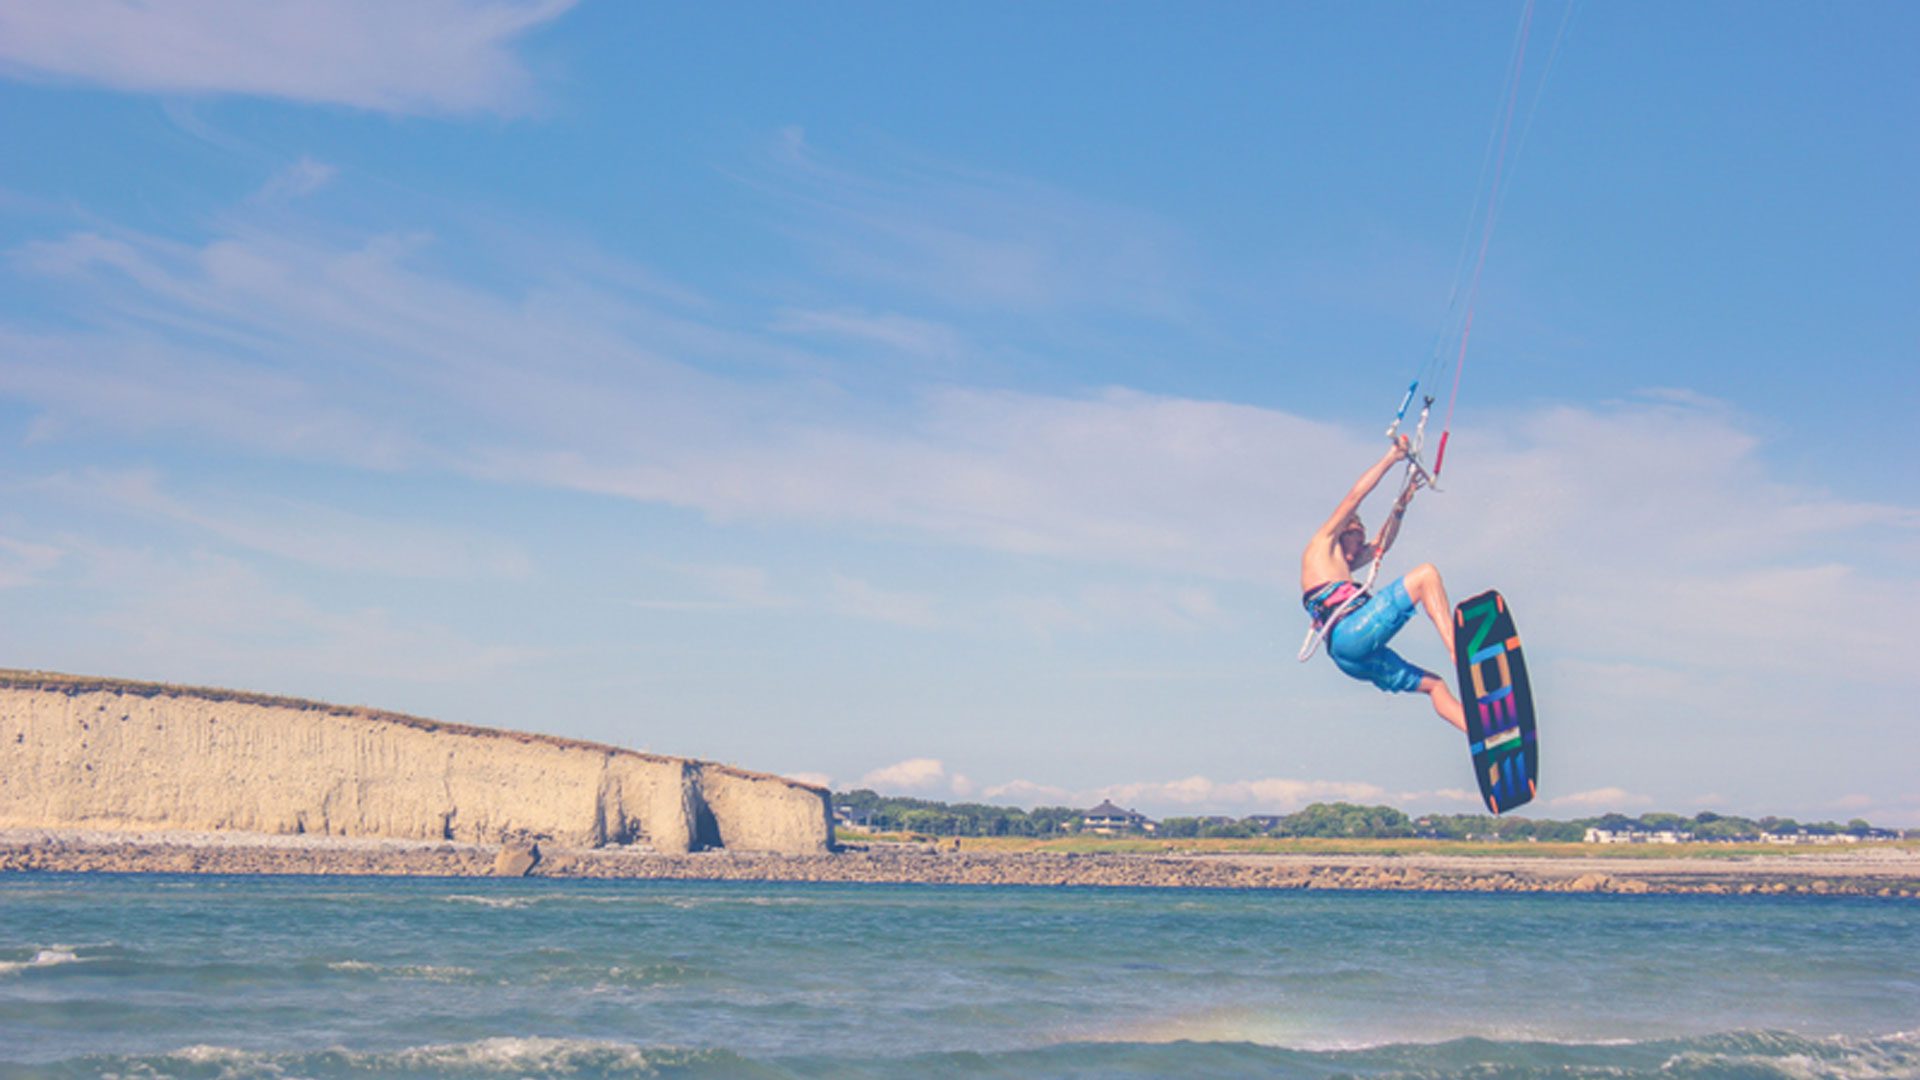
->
xmin=1403 ymin=563 xmax=1456 ymax=657
xmin=1420 ymin=674 xmax=1467 ymax=734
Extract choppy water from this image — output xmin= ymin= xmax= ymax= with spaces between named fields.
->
xmin=1 ymin=873 xmax=1915 ymax=1078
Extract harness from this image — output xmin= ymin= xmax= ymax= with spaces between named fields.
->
xmin=1303 ymin=581 xmax=1370 ymax=632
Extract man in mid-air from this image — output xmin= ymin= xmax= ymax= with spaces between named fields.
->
xmin=1300 ymin=436 xmax=1466 ymax=732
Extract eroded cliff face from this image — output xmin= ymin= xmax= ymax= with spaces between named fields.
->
xmin=0 ymin=671 xmax=831 ymax=854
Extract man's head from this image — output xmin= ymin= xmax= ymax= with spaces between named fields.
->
xmin=1337 ymin=514 xmax=1368 ymax=569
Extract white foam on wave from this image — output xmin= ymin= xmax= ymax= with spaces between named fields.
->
xmin=372 ymin=1036 xmax=730 ymax=1075
xmin=0 ymin=947 xmax=84 ymax=976
xmin=325 ymin=960 xmax=478 ymax=981
xmin=1081 ymin=1017 xmax=1920 ymax=1080
xmin=170 ymin=1044 xmax=263 ymax=1065
xmin=1075 ymin=1005 xmax=1351 ymax=1049
xmin=126 ymin=1037 xmax=728 ymax=1077
xmin=1079 ymin=1008 xmax=1780 ymax=1056
xmin=441 ymin=894 xmax=535 ymax=909
xmin=1658 ymin=1032 xmax=1920 ymax=1080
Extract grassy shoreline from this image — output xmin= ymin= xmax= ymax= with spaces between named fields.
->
xmin=847 ymin=833 xmax=1920 ymax=859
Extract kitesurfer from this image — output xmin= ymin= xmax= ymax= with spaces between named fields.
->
xmin=1301 ymin=437 xmax=1466 ymax=732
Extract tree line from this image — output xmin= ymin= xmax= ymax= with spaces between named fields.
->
xmin=832 ymin=791 xmax=1900 ymax=842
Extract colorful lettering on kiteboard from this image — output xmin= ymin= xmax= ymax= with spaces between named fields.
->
xmin=1452 ymin=590 xmax=1538 ymax=814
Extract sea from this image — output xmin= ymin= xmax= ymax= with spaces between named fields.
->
xmin=1 ymin=873 xmax=1915 ymax=1079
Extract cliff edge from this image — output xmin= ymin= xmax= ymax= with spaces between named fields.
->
xmin=0 ymin=670 xmax=831 ymax=854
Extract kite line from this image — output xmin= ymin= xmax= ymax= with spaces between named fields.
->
xmin=1299 ymin=0 xmax=1573 ymax=663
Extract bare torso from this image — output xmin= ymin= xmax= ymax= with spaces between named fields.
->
xmin=1300 ymin=531 xmax=1354 ymax=594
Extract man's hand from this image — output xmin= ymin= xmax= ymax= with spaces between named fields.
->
xmin=1388 ymin=434 xmax=1411 ymax=462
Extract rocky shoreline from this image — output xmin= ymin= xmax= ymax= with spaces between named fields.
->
xmin=3 ymin=828 xmax=1917 ymax=897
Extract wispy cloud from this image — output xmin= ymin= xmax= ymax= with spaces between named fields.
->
xmin=981 ymin=779 xmax=1074 ymax=806
xmin=975 ymin=776 xmax=1488 ymax=816
xmin=42 ymin=467 xmax=531 ymax=580
xmin=8 ymin=222 xmax=1916 ymax=672
xmin=1548 ymin=787 xmax=1655 ymax=812
xmin=631 ymin=562 xmax=795 ymax=612
xmin=827 ymin=573 xmax=941 ymax=629
xmin=66 ymin=543 xmax=534 ymax=685
xmin=253 ymin=157 xmax=338 ymax=204
xmin=0 ymin=0 xmax=571 ymax=115
xmin=0 ymin=535 xmax=63 ymax=589
xmin=1095 ymin=775 xmax=1394 ymax=813
xmin=999 ymin=582 xmax=1227 ymax=638
xmin=771 ymin=307 xmax=965 ymax=363
xmin=857 ymin=757 xmax=949 ymax=794
xmin=755 ymin=127 xmax=1194 ymax=318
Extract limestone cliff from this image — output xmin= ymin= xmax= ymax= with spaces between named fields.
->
xmin=0 ymin=671 xmax=831 ymax=854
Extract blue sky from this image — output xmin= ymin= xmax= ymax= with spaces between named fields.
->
xmin=1 ymin=1 xmax=1914 ymax=823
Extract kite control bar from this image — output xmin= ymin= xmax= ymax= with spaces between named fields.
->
xmin=1395 ymin=392 xmax=1440 ymax=496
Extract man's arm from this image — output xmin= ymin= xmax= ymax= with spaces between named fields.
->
xmin=1314 ymin=437 xmax=1410 ymax=538
xmin=1369 ymin=483 xmax=1414 ymax=560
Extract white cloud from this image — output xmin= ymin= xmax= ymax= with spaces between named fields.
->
xmin=254 ymin=157 xmax=338 ymax=203
xmin=65 ymin=543 xmax=533 ymax=686
xmin=16 ymin=228 xmax=1919 ymax=676
xmin=982 ymin=779 xmax=1073 ymax=805
xmin=0 ymin=0 xmax=570 ymax=115
xmin=631 ymin=562 xmax=793 ymax=612
xmin=0 ymin=535 xmax=63 ymax=588
xmin=857 ymin=757 xmax=947 ymax=794
xmin=771 ymin=307 xmax=965 ymax=363
xmin=757 ymin=128 xmax=1193 ymax=317
xmin=827 ymin=574 xmax=941 ymax=629
xmin=1548 ymin=787 xmax=1655 ymax=812
xmin=41 ymin=467 xmax=531 ymax=580
xmin=999 ymin=582 xmax=1227 ymax=638
xmin=13 ymin=227 xmax=1915 ymax=708
xmin=1096 ymin=775 xmax=1392 ymax=813
xmin=957 ymin=775 xmax=1494 ymax=818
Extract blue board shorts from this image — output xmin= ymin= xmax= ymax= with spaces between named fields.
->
xmin=1327 ymin=577 xmax=1432 ymax=694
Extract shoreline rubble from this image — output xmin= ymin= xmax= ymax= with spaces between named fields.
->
xmin=2 ymin=828 xmax=1916 ymax=897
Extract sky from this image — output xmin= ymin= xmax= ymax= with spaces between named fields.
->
xmin=0 ymin=1 xmax=1914 ymax=824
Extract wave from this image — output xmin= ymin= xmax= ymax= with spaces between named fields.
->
xmin=322 ymin=960 xmax=481 ymax=982
xmin=437 ymin=891 xmax=820 ymax=911
xmin=0 ymin=947 xmax=83 ymax=976
xmin=442 ymin=893 xmax=538 ymax=909
xmin=4 ymin=1030 xmax=1916 ymax=1080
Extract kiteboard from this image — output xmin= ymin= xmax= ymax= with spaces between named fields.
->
xmin=1453 ymin=590 xmax=1537 ymax=814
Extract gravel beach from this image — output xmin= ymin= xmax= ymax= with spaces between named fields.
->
xmin=3 ymin=828 xmax=1915 ymax=897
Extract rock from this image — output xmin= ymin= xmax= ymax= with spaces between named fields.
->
xmin=492 ymin=842 xmax=540 ymax=877
xmin=1570 ymin=873 xmax=1612 ymax=891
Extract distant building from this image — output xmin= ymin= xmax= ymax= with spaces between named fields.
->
xmin=832 ymin=805 xmax=876 ymax=832
xmin=1081 ymin=800 xmax=1156 ymax=835
xmin=1246 ymin=815 xmax=1286 ymax=832
xmin=1584 ymin=828 xmax=1694 ymax=844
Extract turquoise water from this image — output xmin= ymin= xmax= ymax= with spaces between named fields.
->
xmin=1 ymin=874 xmax=1915 ymax=1078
